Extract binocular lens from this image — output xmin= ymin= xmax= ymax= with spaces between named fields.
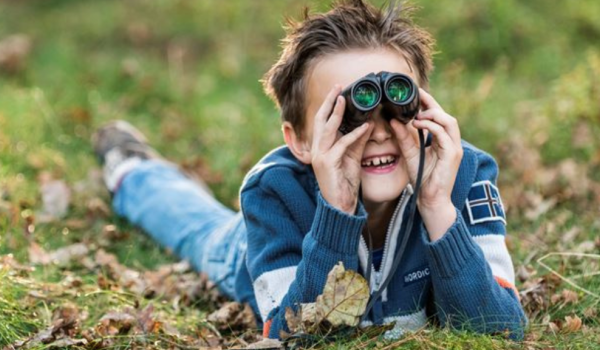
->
xmin=340 ymin=72 xmax=419 ymax=134
xmin=387 ymin=78 xmax=411 ymax=103
xmin=353 ymin=83 xmax=380 ymax=108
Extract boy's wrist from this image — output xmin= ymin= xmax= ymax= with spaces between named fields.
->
xmin=419 ymin=199 xmax=456 ymax=242
xmin=320 ymin=189 xmax=358 ymax=215
xmin=312 ymin=192 xmax=366 ymax=253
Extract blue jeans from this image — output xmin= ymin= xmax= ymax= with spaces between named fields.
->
xmin=112 ymin=160 xmax=252 ymax=305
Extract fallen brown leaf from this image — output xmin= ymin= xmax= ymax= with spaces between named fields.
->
xmin=561 ymin=289 xmax=579 ymax=304
xmin=28 ymin=242 xmax=51 ymax=265
xmin=245 ymin=338 xmax=284 ymax=349
xmin=38 ymin=178 xmax=71 ymax=223
xmin=583 ymin=307 xmax=597 ymax=319
xmin=28 ymin=242 xmax=89 ymax=266
xmin=0 ymin=34 xmax=31 ymax=73
xmin=0 ymin=254 xmax=34 ymax=272
xmin=315 ymin=262 xmax=369 ymax=327
xmin=207 ymin=302 xmax=256 ymax=331
xmin=284 ymin=306 xmax=302 ymax=334
xmin=562 ymin=315 xmax=582 ymax=333
xmin=12 ymin=317 xmax=79 ymax=349
xmin=97 ymin=311 xmax=136 ymax=336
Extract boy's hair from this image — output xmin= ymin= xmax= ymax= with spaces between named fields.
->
xmin=262 ymin=0 xmax=435 ymax=139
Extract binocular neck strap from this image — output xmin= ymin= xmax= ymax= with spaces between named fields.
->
xmin=361 ymin=128 xmax=426 ymax=323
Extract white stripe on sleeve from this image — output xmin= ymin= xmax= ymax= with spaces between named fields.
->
xmin=253 ymin=266 xmax=297 ymax=322
xmin=472 ymin=234 xmax=516 ymax=284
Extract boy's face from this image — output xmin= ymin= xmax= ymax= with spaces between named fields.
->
xmin=303 ymin=48 xmax=418 ymax=207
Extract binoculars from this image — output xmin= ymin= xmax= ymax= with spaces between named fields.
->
xmin=339 ymin=71 xmax=420 ymax=134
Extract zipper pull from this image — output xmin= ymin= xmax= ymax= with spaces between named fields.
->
xmin=374 ymin=270 xmax=382 ymax=290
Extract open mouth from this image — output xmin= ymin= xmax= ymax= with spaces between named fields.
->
xmin=361 ymin=155 xmax=398 ymax=169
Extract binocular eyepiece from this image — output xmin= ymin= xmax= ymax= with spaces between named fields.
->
xmin=339 ymin=72 xmax=420 ymax=134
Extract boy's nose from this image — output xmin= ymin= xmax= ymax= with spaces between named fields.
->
xmin=369 ymin=110 xmax=392 ymax=143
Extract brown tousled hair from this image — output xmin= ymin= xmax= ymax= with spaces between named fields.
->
xmin=262 ymin=0 xmax=435 ymax=138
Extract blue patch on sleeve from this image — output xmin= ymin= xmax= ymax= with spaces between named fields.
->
xmin=465 ymin=180 xmax=506 ymax=225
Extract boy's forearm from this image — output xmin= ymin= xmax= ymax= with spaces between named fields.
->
xmin=419 ymin=199 xmax=457 ymax=242
xmin=246 ymin=188 xmax=367 ymax=338
xmin=422 ymin=211 xmax=527 ymax=340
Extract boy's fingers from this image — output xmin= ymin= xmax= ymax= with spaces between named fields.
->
xmin=313 ymin=85 xmax=342 ymax=148
xmin=330 ymin=122 xmax=371 ymax=159
xmin=346 ymin=121 xmax=374 ymax=156
xmin=412 ymin=119 xmax=455 ymax=153
xmin=390 ymin=119 xmax=419 ymax=161
xmin=418 ymin=88 xmax=442 ymax=111
xmin=319 ymin=96 xmax=345 ymax=151
xmin=416 ymin=110 xmax=461 ymax=147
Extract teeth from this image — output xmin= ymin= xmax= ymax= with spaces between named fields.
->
xmin=362 ymin=155 xmax=396 ymax=167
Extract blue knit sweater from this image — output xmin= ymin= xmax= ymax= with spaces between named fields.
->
xmin=239 ymin=141 xmax=527 ymax=340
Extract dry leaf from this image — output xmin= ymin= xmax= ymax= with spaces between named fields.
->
xmin=49 ymin=243 xmax=89 ymax=265
xmin=0 ymin=34 xmax=31 ymax=73
xmin=583 ymin=307 xmax=597 ymax=319
xmin=291 ymin=262 xmax=369 ymax=333
xmin=52 ymin=303 xmax=80 ymax=327
xmin=136 ymin=304 xmax=162 ymax=334
xmin=561 ymin=289 xmax=578 ymax=304
xmin=11 ymin=317 xmax=78 ymax=349
xmin=576 ymin=240 xmax=597 ymax=253
xmin=38 ymin=178 xmax=71 ymax=222
xmin=207 ymin=302 xmax=256 ymax=330
xmin=28 ymin=243 xmax=89 ymax=266
xmin=28 ymin=242 xmax=51 ymax=265
xmin=45 ymin=338 xmax=88 ymax=348
xmin=0 ymin=254 xmax=34 ymax=272
xmin=562 ymin=315 xmax=582 ymax=333
xmin=97 ymin=311 xmax=136 ymax=336
xmin=284 ymin=307 xmax=301 ymax=334
xmin=315 ymin=262 xmax=369 ymax=327
xmin=245 ymin=338 xmax=284 ymax=349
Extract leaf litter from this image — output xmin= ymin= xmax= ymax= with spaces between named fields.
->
xmin=2 ymin=239 xmax=260 ymax=349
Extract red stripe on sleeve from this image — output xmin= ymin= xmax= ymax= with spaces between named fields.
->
xmin=494 ymin=276 xmax=520 ymax=300
xmin=262 ymin=319 xmax=273 ymax=338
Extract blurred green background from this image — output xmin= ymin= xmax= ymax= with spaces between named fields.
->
xmin=0 ymin=0 xmax=599 ymax=347
xmin=1 ymin=0 xmax=599 ymax=203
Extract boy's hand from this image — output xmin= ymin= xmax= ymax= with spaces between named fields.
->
xmin=390 ymin=89 xmax=463 ymax=241
xmin=311 ymin=85 xmax=374 ymax=215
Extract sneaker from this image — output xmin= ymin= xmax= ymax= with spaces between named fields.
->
xmin=92 ymin=120 xmax=161 ymax=192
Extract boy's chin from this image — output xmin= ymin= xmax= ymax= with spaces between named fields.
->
xmin=360 ymin=181 xmax=408 ymax=205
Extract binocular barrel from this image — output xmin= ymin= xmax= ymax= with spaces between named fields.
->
xmin=339 ymin=72 xmax=420 ymax=134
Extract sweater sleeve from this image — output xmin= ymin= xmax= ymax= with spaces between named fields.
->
xmin=241 ymin=167 xmax=367 ymax=339
xmin=421 ymin=149 xmax=528 ymax=340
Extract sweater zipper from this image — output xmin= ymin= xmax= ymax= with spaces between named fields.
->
xmin=374 ymin=187 xmax=409 ymax=290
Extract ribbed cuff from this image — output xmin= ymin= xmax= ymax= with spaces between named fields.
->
xmin=310 ymin=191 xmax=367 ymax=254
xmin=422 ymin=209 xmax=480 ymax=278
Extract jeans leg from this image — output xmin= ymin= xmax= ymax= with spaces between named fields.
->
xmin=112 ymin=160 xmax=245 ymax=299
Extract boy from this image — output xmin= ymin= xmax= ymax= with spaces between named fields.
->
xmin=93 ymin=0 xmax=527 ymax=341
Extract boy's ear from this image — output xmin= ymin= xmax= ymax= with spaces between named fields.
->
xmin=282 ymin=121 xmax=312 ymax=165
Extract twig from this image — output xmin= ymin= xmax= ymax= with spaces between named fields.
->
xmin=536 ymin=252 xmax=600 ymax=299
xmin=83 ymin=289 xmax=138 ymax=305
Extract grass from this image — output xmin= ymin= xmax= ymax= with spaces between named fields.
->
xmin=1 ymin=0 xmax=599 ymax=348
